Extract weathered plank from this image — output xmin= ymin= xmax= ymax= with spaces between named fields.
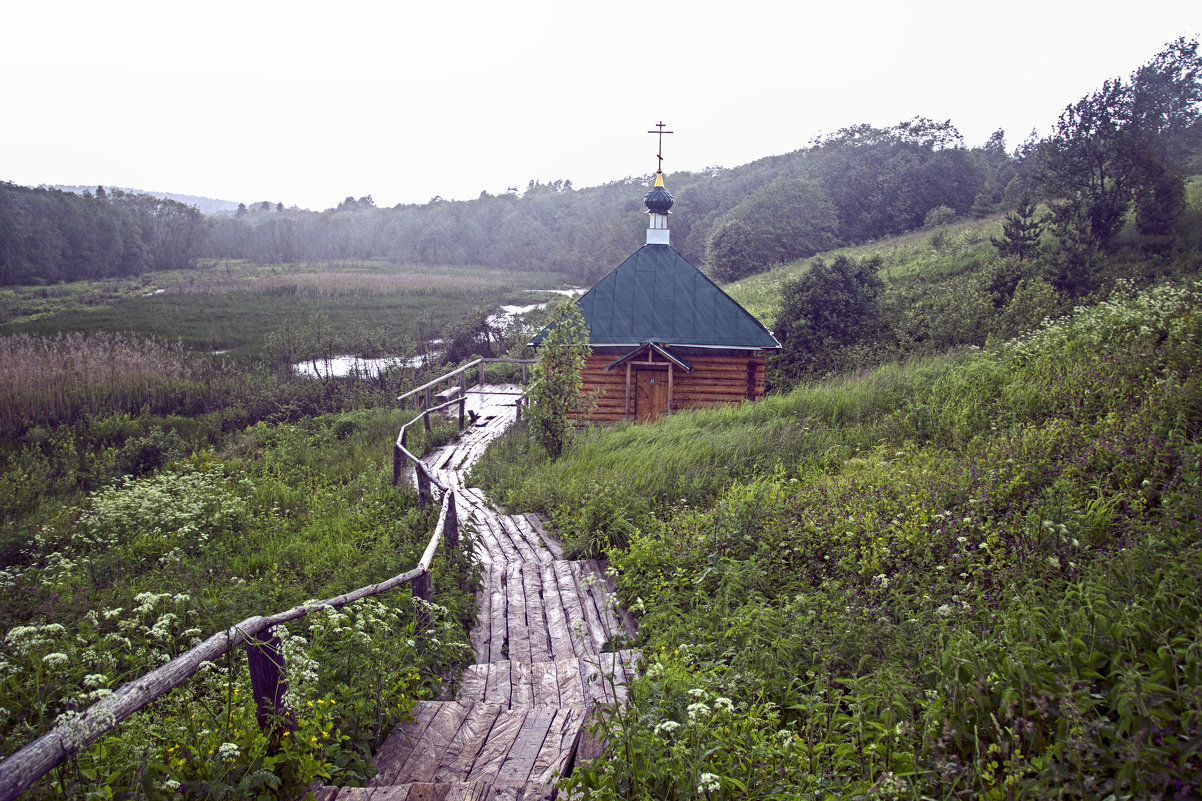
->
xmin=519 ymin=570 xmax=553 ymax=665
xmin=529 ymin=708 xmax=585 ymax=785
xmin=465 ymin=708 xmax=528 ymax=781
xmin=391 ymin=701 xmax=473 ymax=784
xmin=503 ymin=564 xmax=532 ymax=666
xmin=538 ymin=562 xmax=578 ymax=660
xmin=495 ymin=708 xmax=555 ymax=784
xmin=432 ymin=703 xmax=502 ymax=783
xmin=483 ymin=661 xmax=512 ymax=707
xmin=487 ymin=566 xmax=508 ymax=664
xmin=372 ymin=703 xmax=442 ymax=785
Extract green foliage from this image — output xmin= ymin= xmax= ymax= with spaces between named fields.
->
xmin=990 ymin=195 xmax=1045 ymax=261
xmin=772 ymin=255 xmax=885 ymax=382
xmin=528 ymin=301 xmax=589 ymax=458
xmin=0 ymin=407 xmax=479 ymax=798
xmin=1038 ymin=37 xmax=1202 ymax=257
xmin=482 ymin=279 xmax=1202 ymax=799
xmin=704 ymin=178 xmax=838 ymax=282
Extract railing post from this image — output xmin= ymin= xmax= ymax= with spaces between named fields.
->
xmin=478 ymin=361 xmax=485 ymax=388
xmin=414 ymin=570 xmax=434 ymax=642
xmin=423 ymin=409 xmax=432 ymax=435
xmin=515 ymin=397 xmax=522 ymax=422
xmin=424 ymin=386 xmax=432 ymax=409
xmin=245 ymin=627 xmax=297 ymax=751
xmin=522 ymin=362 xmax=528 ymax=385
xmin=392 ymin=442 xmax=403 ymax=486
xmin=416 ymin=464 xmax=431 ymax=510
xmin=458 ymin=397 xmax=466 ymax=432
xmin=446 ymin=491 xmax=459 ymax=549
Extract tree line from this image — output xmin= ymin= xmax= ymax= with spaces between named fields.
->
xmin=0 ymin=184 xmax=207 ymax=285
xmin=2 ymin=38 xmax=1197 ymax=289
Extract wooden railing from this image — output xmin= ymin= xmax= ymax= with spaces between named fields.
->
xmin=397 ymin=357 xmax=535 ymax=412
xmin=0 ymin=401 xmax=473 ymax=801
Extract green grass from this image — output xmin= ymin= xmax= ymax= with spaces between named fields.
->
xmin=477 ymin=277 xmax=1202 ymax=799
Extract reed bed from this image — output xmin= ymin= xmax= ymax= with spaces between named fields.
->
xmin=247 ymin=271 xmax=493 ymax=296
xmin=0 ymin=332 xmax=206 ymax=434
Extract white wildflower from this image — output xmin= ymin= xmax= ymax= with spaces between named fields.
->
xmin=655 ymin=720 xmax=680 ymax=735
xmin=697 ymin=772 xmax=721 ymax=794
xmin=687 ymin=702 xmax=710 ymax=721
xmin=714 ymin=696 xmax=734 ymax=712
xmin=218 ymin=742 xmax=240 ymax=760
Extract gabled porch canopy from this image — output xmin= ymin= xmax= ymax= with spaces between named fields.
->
xmin=601 ymin=342 xmax=694 ymax=373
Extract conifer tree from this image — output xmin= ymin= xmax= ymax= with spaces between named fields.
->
xmin=991 ymin=196 xmax=1045 ymax=261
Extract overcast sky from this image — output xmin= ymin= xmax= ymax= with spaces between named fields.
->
xmin=1 ymin=1 xmax=1195 ymax=211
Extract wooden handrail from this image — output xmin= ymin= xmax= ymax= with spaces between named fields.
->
xmin=0 ymin=425 xmax=466 ymax=801
xmin=396 ymin=358 xmax=536 ymax=406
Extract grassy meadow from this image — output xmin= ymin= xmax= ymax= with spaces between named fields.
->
xmin=0 ymin=260 xmax=557 ymax=797
xmin=471 ymin=220 xmax=1202 ymax=797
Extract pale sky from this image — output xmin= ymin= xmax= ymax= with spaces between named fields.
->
xmin=1 ymin=0 xmax=1195 ymax=211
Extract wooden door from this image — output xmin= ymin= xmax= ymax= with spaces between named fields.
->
xmin=634 ymin=369 xmax=669 ymax=421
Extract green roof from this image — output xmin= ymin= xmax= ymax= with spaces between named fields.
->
xmin=532 ymin=244 xmax=779 ymax=350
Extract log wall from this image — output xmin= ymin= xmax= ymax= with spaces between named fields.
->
xmin=572 ymin=349 xmax=767 ymax=424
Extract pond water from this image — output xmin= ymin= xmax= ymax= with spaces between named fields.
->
xmin=291 ymin=289 xmax=582 ymax=379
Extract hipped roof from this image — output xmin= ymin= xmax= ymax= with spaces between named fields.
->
xmin=531 ymin=244 xmax=780 ymax=350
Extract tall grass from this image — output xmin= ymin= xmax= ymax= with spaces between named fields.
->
xmin=477 ymin=277 xmax=1202 ymax=798
xmin=0 ymin=332 xmax=210 ymax=435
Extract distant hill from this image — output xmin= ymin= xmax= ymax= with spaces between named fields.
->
xmin=48 ymin=185 xmax=239 ymax=214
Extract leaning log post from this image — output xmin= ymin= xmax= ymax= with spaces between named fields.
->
xmin=413 ymin=570 xmax=434 ymax=642
xmin=245 ymin=628 xmax=297 ymax=751
xmin=416 ymin=465 xmax=431 ymax=510
xmin=445 ymin=492 xmax=459 ymax=549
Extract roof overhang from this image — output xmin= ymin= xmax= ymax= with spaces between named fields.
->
xmin=602 ymin=342 xmax=694 ymax=373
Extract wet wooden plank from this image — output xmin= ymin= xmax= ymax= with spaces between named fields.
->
xmin=539 ymin=562 xmax=579 ymax=660
xmin=465 ymin=708 xmax=528 ymax=781
xmin=372 ymin=702 xmax=441 ymax=784
xmin=524 ymin=513 xmax=565 ymax=560
xmin=393 ymin=701 xmax=473 ymax=783
xmin=529 ymin=707 xmax=585 ymax=785
xmin=572 ymin=561 xmax=611 ymax=652
xmin=458 ymin=664 xmax=487 ymax=704
xmin=555 ymin=657 xmax=586 ymax=708
xmin=500 ymin=518 xmax=540 ymax=563
xmin=469 ymin=572 xmax=493 ymax=663
xmin=504 ymin=564 xmax=532 ymax=665
xmin=509 ymin=658 xmax=534 ymax=707
xmin=481 ymin=517 xmax=522 ymax=565
xmin=495 ymin=708 xmax=555 ymax=784
xmin=520 ymin=565 xmax=553 ymax=664
xmin=404 ymin=786 xmax=450 ymax=801
xmin=484 ymin=660 xmax=512 ymax=706
xmin=529 ymin=660 xmax=561 ymax=706
xmin=513 ymin=515 xmax=555 ymax=563
xmin=433 ymin=703 xmax=502 ymax=783
xmin=488 ymin=566 xmax=508 ymax=664
xmin=552 ymin=562 xmax=593 ymax=657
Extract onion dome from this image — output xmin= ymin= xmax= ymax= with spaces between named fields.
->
xmin=644 ymin=171 xmax=674 ymax=213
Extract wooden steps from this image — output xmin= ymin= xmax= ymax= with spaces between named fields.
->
xmin=316 ymin=386 xmax=636 ymax=800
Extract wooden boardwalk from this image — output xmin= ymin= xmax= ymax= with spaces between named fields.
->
xmin=316 ymin=386 xmax=636 ymax=800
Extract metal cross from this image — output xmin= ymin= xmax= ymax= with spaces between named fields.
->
xmin=647 ymin=121 xmax=673 ymax=171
